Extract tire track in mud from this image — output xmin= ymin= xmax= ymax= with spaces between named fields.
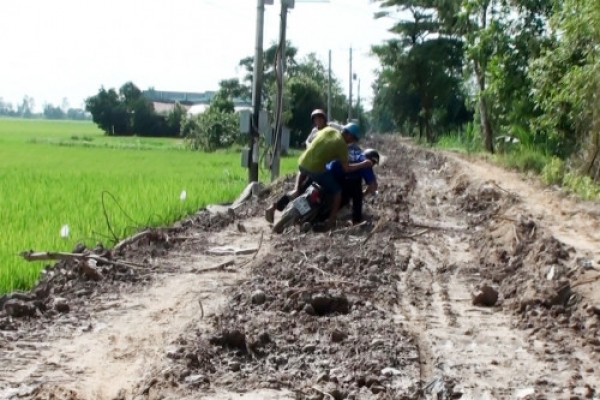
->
xmin=390 ymin=142 xmax=598 ymax=399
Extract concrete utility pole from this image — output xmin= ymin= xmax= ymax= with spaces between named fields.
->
xmin=357 ymin=78 xmax=360 ymax=114
xmin=269 ymin=0 xmax=328 ymax=182
xmin=249 ymin=0 xmax=265 ymax=183
xmin=348 ymin=47 xmax=353 ymax=122
xmin=327 ymin=50 xmax=332 ymax=121
xmin=270 ymin=0 xmax=289 ymax=182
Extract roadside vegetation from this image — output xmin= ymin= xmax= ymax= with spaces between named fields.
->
xmin=370 ymin=0 xmax=600 ymax=201
xmin=0 ymin=118 xmax=296 ymax=293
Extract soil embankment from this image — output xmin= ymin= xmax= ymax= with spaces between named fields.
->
xmin=1 ymin=136 xmax=599 ymax=399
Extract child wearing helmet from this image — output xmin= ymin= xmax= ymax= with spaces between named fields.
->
xmin=326 ymin=144 xmax=379 ymax=225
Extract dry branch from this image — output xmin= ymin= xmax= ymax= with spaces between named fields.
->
xmin=571 ymin=274 xmax=600 ymax=288
xmin=19 ymin=251 xmax=146 ymax=270
xmin=362 ymin=218 xmax=387 ymax=245
xmin=113 ymin=229 xmax=153 ymax=252
xmin=168 ymin=235 xmax=203 ymax=242
xmin=205 ymin=247 xmax=259 ymax=256
xmin=410 ymin=222 xmax=447 ymax=231
xmin=198 ymin=298 xmax=204 ymax=319
xmin=192 ymin=259 xmax=235 ymax=274
xmin=252 ymin=231 xmax=264 ymax=260
xmin=328 ymin=221 xmax=367 ymax=236
xmin=397 ymin=229 xmax=429 ymax=240
xmin=311 ymin=387 xmax=335 ymax=400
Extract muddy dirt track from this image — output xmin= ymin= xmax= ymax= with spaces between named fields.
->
xmin=1 ymin=136 xmax=600 ymax=400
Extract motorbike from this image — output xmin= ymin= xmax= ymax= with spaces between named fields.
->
xmin=272 ymin=176 xmax=370 ymax=234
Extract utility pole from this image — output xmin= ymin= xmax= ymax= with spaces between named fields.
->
xmin=357 ymin=78 xmax=360 ymax=116
xmin=327 ymin=50 xmax=332 ymax=121
xmin=348 ymin=47 xmax=353 ymax=122
xmin=249 ymin=0 xmax=265 ymax=183
xmin=270 ymin=0 xmax=289 ymax=182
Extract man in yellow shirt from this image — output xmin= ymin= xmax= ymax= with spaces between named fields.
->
xmin=292 ymin=121 xmax=372 ymax=229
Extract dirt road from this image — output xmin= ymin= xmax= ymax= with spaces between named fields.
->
xmin=1 ymin=136 xmax=599 ymax=400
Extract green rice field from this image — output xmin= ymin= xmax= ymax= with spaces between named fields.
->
xmin=0 ymin=118 xmax=296 ymax=293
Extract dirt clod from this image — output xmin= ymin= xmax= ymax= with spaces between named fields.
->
xmin=472 ymin=284 xmax=499 ymax=307
xmin=310 ymin=294 xmax=350 ymax=316
xmin=330 ymin=329 xmax=347 ymax=343
xmin=3 ymin=299 xmax=37 ymax=318
xmin=53 ymin=297 xmax=70 ymax=313
xmin=251 ymin=289 xmax=266 ymax=305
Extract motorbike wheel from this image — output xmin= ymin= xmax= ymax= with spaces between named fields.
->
xmin=272 ymin=206 xmax=301 ymax=234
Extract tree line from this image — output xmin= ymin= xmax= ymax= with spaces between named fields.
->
xmin=370 ymin=0 xmax=600 ymax=184
xmin=0 ymin=96 xmax=90 ymax=120
xmin=83 ymin=42 xmax=365 ymax=151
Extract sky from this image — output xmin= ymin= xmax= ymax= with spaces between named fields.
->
xmin=0 ymin=0 xmax=398 ymax=112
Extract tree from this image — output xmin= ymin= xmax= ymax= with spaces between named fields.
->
xmin=210 ymin=90 xmax=235 ymax=114
xmin=0 ymin=98 xmax=16 ymax=117
xmin=85 ymin=87 xmax=128 ymax=135
xmin=529 ymin=0 xmax=600 ymax=177
xmin=85 ymin=81 xmax=181 ymax=137
xmin=61 ymin=97 xmax=70 ymax=113
xmin=218 ymin=78 xmax=250 ymax=100
xmin=372 ymin=2 xmax=468 ymax=142
xmin=43 ymin=103 xmax=65 ymax=120
xmin=232 ymin=45 xmax=355 ymax=146
xmin=181 ymin=108 xmax=241 ymax=151
xmin=18 ymin=96 xmax=35 ymax=118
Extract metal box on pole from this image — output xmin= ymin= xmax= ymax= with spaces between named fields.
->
xmin=258 ymin=110 xmax=270 ymax=136
xmin=281 ymin=127 xmax=290 ymax=153
xmin=239 ymin=110 xmax=251 ymax=134
xmin=241 ymin=148 xmax=250 ymax=168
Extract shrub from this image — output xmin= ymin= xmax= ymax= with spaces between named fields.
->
xmin=181 ymin=109 xmax=242 ymax=151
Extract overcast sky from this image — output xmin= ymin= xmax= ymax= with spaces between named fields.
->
xmin=0 ymin=0 xmax=398 ymax=111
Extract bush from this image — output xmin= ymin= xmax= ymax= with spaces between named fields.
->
xmin=181 ymin=109 xmax=242 ymax=151
xmin=500 ymin=149 xmax=549 ymax=174
xmin=541 ymin=157 xmax=565 ymax=185
xmin=562 ymin=172 xmax=600 ymax=200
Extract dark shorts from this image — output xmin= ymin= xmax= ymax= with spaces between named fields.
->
xmin=299 ymin=166 xmax=341 ymax=195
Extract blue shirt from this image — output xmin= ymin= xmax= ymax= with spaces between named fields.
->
xmin=326 ymin=143 xmax=376 ymax=185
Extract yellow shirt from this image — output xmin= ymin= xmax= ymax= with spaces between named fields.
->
xmin=298 ymin=127 xmax=347 ymax=173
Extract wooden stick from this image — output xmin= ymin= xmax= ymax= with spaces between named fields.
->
xmin=168 ymin=236 xmax=202 ymax=242
xmin=571 ymin=274 xmax=600 ymax=288
xmin=308 ymin=265 xmax=331 ymax=276
xmin=19 ymin=251 xmax=147 ymax=270
xmin=311 ymin=387 xmax=335 ymax=400
xmin=113 ymin=229 xmax=153 ymax=252
xmin=315 ymin=279 xmax=357 ymax=286
xmin=192 ymin=259 xmax=235 ymax=274
xmin=205 ymin=247 xmax=259 ymax=256
xmin=410 ymin=222 xmax=447 ymax=230
xmin=198 ymin=298 xmax=204 ymax=319
xmin=328 ymin=221 xmax=367 ymax=236
xmin=252 ymin=231 xmax=264 ymax=260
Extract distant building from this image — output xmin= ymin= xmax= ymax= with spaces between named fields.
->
xmin=152 ymin=102 xmax=192 ymax=114
xmin=143 ymin=89 xmax=251 ymax=115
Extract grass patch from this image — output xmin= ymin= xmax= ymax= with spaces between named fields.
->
xmin=432 ymin=130 xmax=600 ymax=201
xmin=495 ymin=148 xmax=550 ymax=174
xmin=0 ymin=118 xmax=297 ymax=293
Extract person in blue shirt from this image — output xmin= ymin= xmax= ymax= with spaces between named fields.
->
xmin=326 ymin=146 xmax=379 ymax=224
xmin=266 ymin=122 xmax=379 ymax=226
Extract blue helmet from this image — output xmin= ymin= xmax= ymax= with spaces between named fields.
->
xmin=342 ymin=123 xmax=360 ymax=140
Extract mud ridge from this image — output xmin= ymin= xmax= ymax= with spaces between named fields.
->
xmin=2 ymin=135 xmax=600 ymax=399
